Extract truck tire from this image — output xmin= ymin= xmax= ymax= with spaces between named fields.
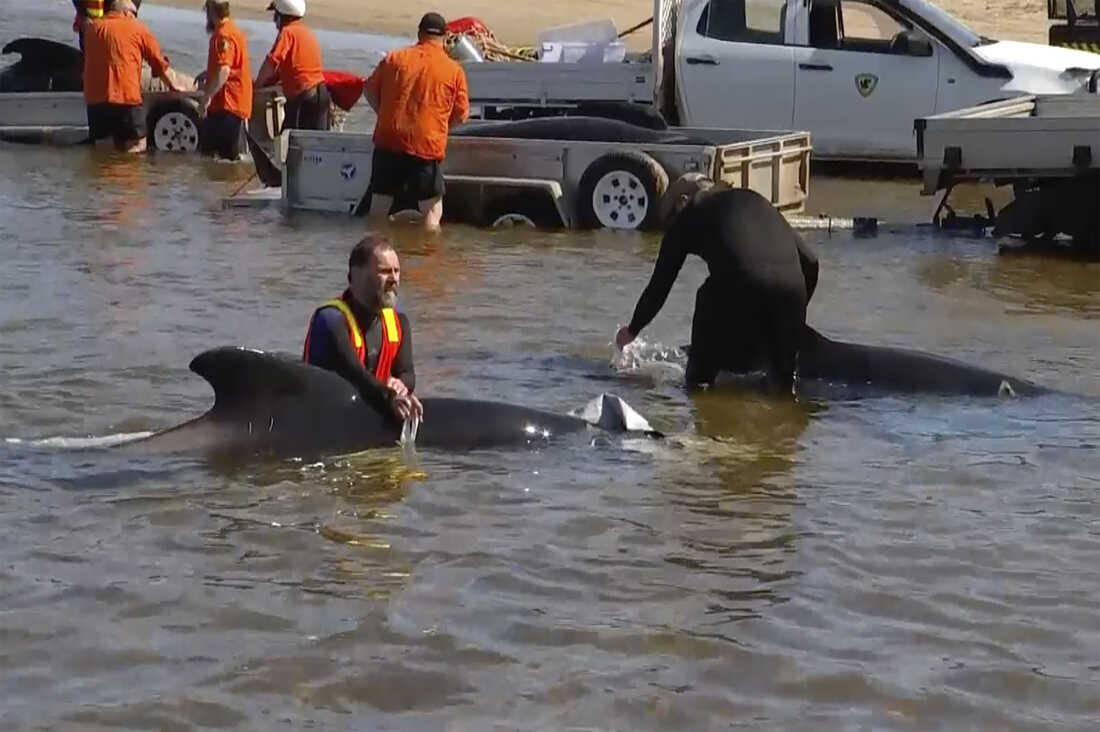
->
xmin=483 ymin=192 xmax=562 ymax=229
xmin=148 ymin=99 xmax=202 ymax=153
xmin=577 ymin=151 xmax=669 ymax=230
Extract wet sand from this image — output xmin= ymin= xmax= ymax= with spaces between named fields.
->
xmin=148 ymin=0 xmax=1051 ymax=47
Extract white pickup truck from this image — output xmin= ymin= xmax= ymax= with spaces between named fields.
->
xmin=464 ymin=0 xmax=1100 ymax=161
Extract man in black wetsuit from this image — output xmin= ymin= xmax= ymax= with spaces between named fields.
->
xmin=615 ymin=180 xmax=819 ymax=393
xmin=303 ymin=235 xmax=424 ymax=423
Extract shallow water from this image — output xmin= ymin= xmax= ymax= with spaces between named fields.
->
xmin=2 ymin=4 xmax=1100 ymax=730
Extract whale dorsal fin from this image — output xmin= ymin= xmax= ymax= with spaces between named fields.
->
xmin=189 ymin=347 xmax=359 ymax=414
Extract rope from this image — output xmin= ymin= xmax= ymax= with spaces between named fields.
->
xmin=445 ymin=16 xmax=652 ymax=62
xmin=445 ymin=27 xmax=538 ymax=62
xmin=229 ymin=170 xmax=258 ymax=197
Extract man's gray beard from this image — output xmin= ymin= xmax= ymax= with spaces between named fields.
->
xmin=378 ymin=290 xmax=398 ymax=308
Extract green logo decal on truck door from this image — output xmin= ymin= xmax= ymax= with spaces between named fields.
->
xmin=855 ymin=73 xmax=878 ymax=97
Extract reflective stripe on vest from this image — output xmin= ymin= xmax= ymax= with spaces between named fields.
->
xmin=81 ymin=0 xmax=105 ymax=18
xmin=375 ymin=307 xmax=402 ymax=383
xmin=303 ymin=298 xmax=403 ymax=382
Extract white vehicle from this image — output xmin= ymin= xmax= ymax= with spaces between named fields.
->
xmin=464 ymin=0 xmax=1100 ymax=161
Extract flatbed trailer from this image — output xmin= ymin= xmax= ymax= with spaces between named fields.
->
xmin=236 ymin=123 xmax=811 ymax=230
xmin=0 ymin=87 xmax=285 ymax=153
xmin=914 ymin=94 xmax=1099 ymax=254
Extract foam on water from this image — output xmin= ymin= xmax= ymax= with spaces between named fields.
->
xmin=4 ymin=432 xmax=154 ymax=449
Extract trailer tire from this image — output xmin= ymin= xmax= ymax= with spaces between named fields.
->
xmin=577 ymin=152 xmax=668 ymax=230
xmin=483 ymin=192 xmax=562 ymax=229
xmin=148 ymin=99 xmax=202 ymax=153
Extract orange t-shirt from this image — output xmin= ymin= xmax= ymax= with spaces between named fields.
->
xmin=364 ymin=41 xmax=470 ymax=161
xmin=207 ymin=18 xmax=253 ymax=120
xmin=265 ymin=19 xmax=324 ymax=99
xmin=82 ymin=12 xmax=170 ymax=106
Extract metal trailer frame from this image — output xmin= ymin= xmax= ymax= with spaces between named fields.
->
xmin=0 ymin=88 xmax=286 ymax=152
xmin=913 ymin=94 xmax=1100 ymax=252
xmin=914 ymin=94 xmax=1100 ymax=194
xmin=273 ymin=125 xmax=811 ymax=228
xmin=461 ymin=0 xmax=674 ymax=119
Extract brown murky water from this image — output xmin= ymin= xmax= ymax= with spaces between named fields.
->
xmin=1 ymin=4 xmax=1099 ymax=730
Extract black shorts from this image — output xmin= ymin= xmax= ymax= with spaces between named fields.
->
xmin=369 ymin=147 xmax=444 ymax=203
xmin=201 ymin=111 xmax=245 ymax=160
xmin=283 ymin=83 xmax=331 ymax=132
xmin=87 ymin=103 xmax=146 ymax=144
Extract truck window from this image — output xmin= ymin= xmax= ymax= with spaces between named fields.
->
xmin=697 ymin=0 xmax=787 ymax=44
xmin=809 ymin=0 xmax=913 ymax=53
xmin=841 ymin=0 xmax=908 ymax=43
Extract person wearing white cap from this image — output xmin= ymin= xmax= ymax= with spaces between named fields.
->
xmin=254 ymin=0 xmax=330 ymax=130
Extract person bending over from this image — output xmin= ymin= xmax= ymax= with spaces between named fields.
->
xmin=616 ymin=179 xmax=819 ymax=393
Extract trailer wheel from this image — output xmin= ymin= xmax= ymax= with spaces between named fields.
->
xmin=148 ymin=100 xmax=202 ymax=153
xmin=483 ymin=192 xmax=562 ymax=229
xmin=577 ymin=152 xmax=668 ymax=230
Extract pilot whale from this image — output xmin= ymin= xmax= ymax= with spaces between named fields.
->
xmin=0 ymin=38 xmax=83 ymax=93
xmin=797 ymin=327 xmax=1051 ymax=397
xmin=124 ymin=347 xmax=658 ymax=459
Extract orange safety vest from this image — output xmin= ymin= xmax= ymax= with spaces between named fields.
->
xmin=303 ymin=298 xmax=403 ymax=382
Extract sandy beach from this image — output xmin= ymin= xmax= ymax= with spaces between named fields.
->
xmin=150 ymin=0 xmax=1051 ymax=47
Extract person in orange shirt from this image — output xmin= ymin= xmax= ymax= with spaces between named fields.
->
xmin=254 ymin=0 xmax=330 ymax=131
xmin=82 ymin=0 xmax=184 ymax=153
xmin=200 ymin=0 xmax=252 ymax=160
xmin=362 ymin=12 xmax=470 ymax=232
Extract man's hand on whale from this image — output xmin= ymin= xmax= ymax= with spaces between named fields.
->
xmin=389 ymin=380 xmax=423 ymax=422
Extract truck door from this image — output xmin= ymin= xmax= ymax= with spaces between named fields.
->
xmin=676 ymin=0 xmax=796 ymax=130
xmin=792 ymin=0 xmax=939 ymax=159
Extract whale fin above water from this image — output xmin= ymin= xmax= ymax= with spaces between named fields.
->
xmin=128 ymin=347 xmax=659 ymax=458
xmin=3 ymin=38 xmax=82 ymax=70
xmin=1 ymin=38 xmax=84 ymax=93
xmin=189 ymin=346 xmax=358 ymax=413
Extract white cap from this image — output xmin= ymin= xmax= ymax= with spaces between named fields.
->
xmin=267 ymin=0 xmax=305 ymax=17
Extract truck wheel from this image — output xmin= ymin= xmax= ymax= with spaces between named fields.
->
xmin=483 ymin=192 xmax=562 ymax=229
xmin=577 ymin=152 xmax=668 ymax=230
xmin=148 ymin=100 xmax=202 ymax=153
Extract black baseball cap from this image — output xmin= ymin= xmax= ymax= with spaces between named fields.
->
xmin=418 ymin=12 xmax=447 ymax=36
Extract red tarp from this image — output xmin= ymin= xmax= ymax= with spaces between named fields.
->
xmin=445 ymin=16 xmax=491 ymax=36
xmin=323 ymin=70 xmax=365 ymax=112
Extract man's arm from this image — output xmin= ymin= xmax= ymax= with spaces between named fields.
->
xmin=203 ymin=33 xmax=235 ymax=111
xmin=140 ymin=28 xmax=184 ymax=93
xmin=254 ymin=57 xmax=278 ymax=88
xmin=255 ymin=31 xmax=285 ymax=88
xmin=202 ymin=66 xmax=230 ymax=111
xmin=362 ymin=59 xmax=383 ymax=112
xmin=448 ymin=68 xmax=469 ymax=127
xmin=627 ymin=223 xmax=690 ymax=336
xmin=307 ymin=308 xmax=395 ymax=413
